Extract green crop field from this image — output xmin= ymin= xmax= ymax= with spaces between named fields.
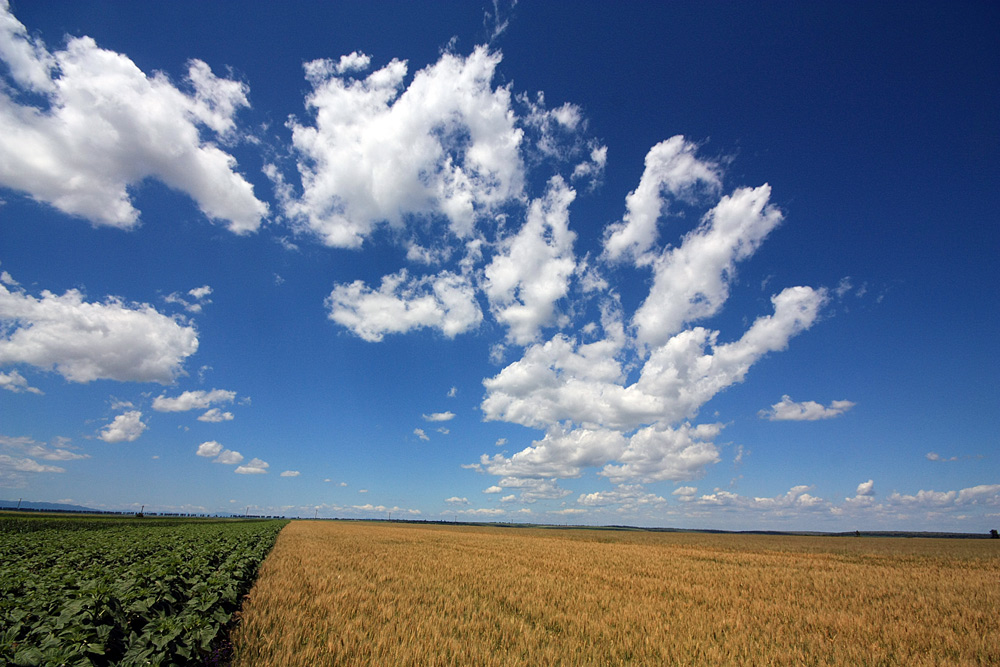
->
xmin=0 ymin=514 xmax=286 ymax=666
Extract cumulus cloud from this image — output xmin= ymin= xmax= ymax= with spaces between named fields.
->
xmin=196 ymin=440 xmax=243 ymax=464
xmin=603 ymin=136 xmax=721 ymax=264
xmin=0 ymin=278 xmax=198 ymax=384
xmin=445 ymin=496 xmax=469 ymax=505
xmin=98 ymin=411 xmax=147 ymax=443
xmin=267 ymin=43 xmax=828 ymax=493
xmin=885 ymin=485 xmax=1000 ymax=508
xmin=601 ymin=423 xmax=723 ymax=484
xmin=198 ymin=408 xmax=234 ymax=423
xmin=470 ymin=146 xmax=826 ymax=487
xmin=478 ymin=476 xmax=570 ymax=503
xmin=577 ymin=484 xmax=667 ymax=509
xmin=278 ymin=45 xmax=522 ymax=248
xmin=414 ymin=428 xmax=429 ymax=442
xmin=481 ymin=286 xmax=826 ymax=434
xmin=196 ymin=441 xmax=223 ymax=457
xmin=483 ymin=176 xmax=578 ymax=344
xmin=856 ymin=479 xmax=875 ymax=496
xmin=632 ymin=184 xmax=785 ymax=349
xmin=327 ymin=269 xmax=482 ymax=341
xmin=0 ymin=2 xmax=268 ymax=231
xmin=672 ymin=486 xmax=698 ymax=501
xmin=759 ymin=395 xmax=855 ymax=421
xmin=696 ymin=484 xmax=828 ymax=513
xmin=234 ymin=457 xmax=269 ymax=474
xmin=280 ymin=470 xmax=300 ymax=477
xmin=153 ymin=389 xmax=236 ymax=412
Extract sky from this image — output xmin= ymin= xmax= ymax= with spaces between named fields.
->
xmin=1 ymin=1 xmax=998 ymax=531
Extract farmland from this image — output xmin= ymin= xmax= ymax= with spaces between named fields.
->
xmin=233 ymin=521 xmax=1000 ymax=666
xmin=0 ymin=514 xmax=286 ymax=666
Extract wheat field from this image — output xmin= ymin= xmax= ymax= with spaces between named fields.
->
xmin=231 ymin=521 xmax=999 ymax=665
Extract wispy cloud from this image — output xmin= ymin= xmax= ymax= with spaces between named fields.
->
xmin=423 ymin=411 xmax=456 ymax=422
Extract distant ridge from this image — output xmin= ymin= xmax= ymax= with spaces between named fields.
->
xmin=0 ymin=499 xmax=101 ymax=513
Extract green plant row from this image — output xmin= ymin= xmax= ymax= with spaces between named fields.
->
xmin=0 ymin=516 xmax=287 ymax=666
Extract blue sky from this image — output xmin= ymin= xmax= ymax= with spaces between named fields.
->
xmin=1 ymin=1 xmax=997 ymax=530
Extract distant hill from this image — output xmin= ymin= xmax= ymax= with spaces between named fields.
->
xmin=0 ymin=499 xmax=101 ymax=513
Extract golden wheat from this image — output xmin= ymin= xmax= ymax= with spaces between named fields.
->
xmin=231 ymin=521 xmax=1000 ymax=665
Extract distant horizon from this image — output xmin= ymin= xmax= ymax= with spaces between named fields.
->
xmin=3 ymin=499 xmax=997 ymax=539
xmin=2 ymin=2 xmax=998 ymax=532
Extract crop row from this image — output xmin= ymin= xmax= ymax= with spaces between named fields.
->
xmin=0 ymin=516 xmax=286 ymax=666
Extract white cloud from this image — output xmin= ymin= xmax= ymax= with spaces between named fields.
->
xmin=164 ymin=286 xmax=213 ymax=313
xmin=1 ymin=434 xmax=88 ymax=462
xmin=571 ymin=144 xmax=608 ymax=186
xmin=327 ymin=269 xmax=482 ymax=341
xmin=886 ymin=485 xmax=1000 ymax=508
xmin=234 ymin=457 xmax=269 ymax=474
xmin=633 ymin=184 xmax=785 ymax=349
xmin=279 ymin=46 xmax=523 ymax=248
xmin=0 ymin=3 xmax=267 ymax=231
xmin=214 ymin=449 xmax=244 ymax=465
xmin=414 ymin=428 xmax=429 ymax=442
xmin=601 ymin=423 xmax=723 ymax=484
xmin=445 ymin=496 xmax=469 ymax=505
xmin=603 ymin=136 xmax=721 ymax=264
xmin=672 ymin=486 xmax=698 ymax=501
xmin=196 ymin=441 xmax=223 ymax=457
xmin=196 ymin=440 xmax=243 ymax=464
xmin=484 ymin=176 xmax=578 ymax=344
xmin=856 ymin=479 xmax=875 ymax=496
xmin=759 ymin=395 xmax=855 ymax=421
xmin=476 ymin=476 xmax=570 ymax=503
xmin=447 ymin=386 xmax=457 ymax=397
xmin=98 ymin=411 xmax=147 ymax=443
xmin=266 ymin=43 xmax=827 ymax=497
xmin=198 ymin=408 xmax=234 ymax=423
xmin=481 ymin=428 xmax=626 ymax=479
xmin=153 ymin=389 xmax=237 ymax=412
xmin=577 ymin=484 xmax=666 ymax=509
xmin=280 ymin=470 xmax=300 ymax=477
xmin=482 ymin=286 xmax=826 ymax=434
xmin=0 ymin=369 xmax=42 ymax=394
xmin=0 ymin=453 xmax=64 ymax=474
xmin=423 ymin=411 xmax=455 ymax=422
xmin=0 ymin=279 xmax=198 ymax=384
xmin=352 ymin=503 xmax=420 ymax=516
xmin=925 ymin=451 xmax=973 ymax=462
xmin=457 ymin=507 xmax=505 ymax=516
xmin=695 ymin=485 xmax=828 ymax=513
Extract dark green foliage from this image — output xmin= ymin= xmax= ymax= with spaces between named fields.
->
xmin=0 ymin=516 xmax=286 ymax=666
